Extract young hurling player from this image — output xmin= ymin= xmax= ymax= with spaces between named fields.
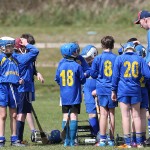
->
xmin=111 ymin=42 xmax=150 ymax=148
xmin=13 ymin=37 xmax=39 ymax=144
xmin=90 ymin=36 xmax=117 ymax=147
xmin=20 ymin=33 xmax=44 ymax=136
xmin=55 ymin=42 xmax=86 ymax=147
xmin=135 ymin=10 xmax=150 ymax=144
xmin=80 ymin=45 xmax=99 ymax=136
xmin=0 ymin=37 xmax=24 ymax=147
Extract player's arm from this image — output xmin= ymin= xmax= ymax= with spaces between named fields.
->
xmin=90 ymin=56 xmax=99 ymax=79
xmin=111 ymin=57 xmax=120 ymax=101
xmin=76 ymin=55 xmax=90 ymax=72
xmin=55 ymin=68 xmax=60 ymax=85
xmin=141 ymin=58 xmax=150 ymax=79
xmin=77 ymin=65 xmax=86 ymax=85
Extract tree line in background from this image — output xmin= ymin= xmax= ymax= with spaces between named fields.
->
xmin=0 ymin=0 xmax=147 ymax=26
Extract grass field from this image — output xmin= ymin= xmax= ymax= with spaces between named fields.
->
xmin=2 ymin=25 xmax=150 ymax=149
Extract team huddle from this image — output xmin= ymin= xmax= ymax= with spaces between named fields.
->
xmin=0 ymin=34 xmax=44 ymax=147
xmin=55 ymin=10 xmax=150 ymax=148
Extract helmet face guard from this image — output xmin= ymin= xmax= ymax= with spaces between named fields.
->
xmin=0 ymin=37 xmax=15 ymax=54
xmin=122 ymin=42 xmax=136 ymax=52
xmin=80 ymin=45 xmax=98 ymax=64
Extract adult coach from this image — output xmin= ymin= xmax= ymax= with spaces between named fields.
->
xmin=134 ymin=10 xmax=150 ymax=145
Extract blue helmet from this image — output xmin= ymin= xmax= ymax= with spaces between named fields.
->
xmin=118 ymin=47 xmax=123 ymax=55
xmin=135 ymin=44 xmax=146 ymax=56
xmin=80 ymin=45 xmax=98 ymax=58
xmin=48 ymin=130 xmax=62 ymax=144
xmin=60 ymin=42 xmax=80 ymax=58
xmin=0 ymin=37 xmax=15 ymax=53
xmin=122 ymin=42 xmax=135 ymax=52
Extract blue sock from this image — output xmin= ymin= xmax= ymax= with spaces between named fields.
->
xmin=0 ymin=136 xmax=6 ymax=143
xmin=16 ymin=121 xmax=25 ymax=141
xmin=0 ymin=136 xmax=5 ymax=145
xmin=89 ymin=117 xmax=99 ymax=136
xmin=100 ymin=134 xmax=107 ymax=141
xmin=69 ymin=120 xmax=77 ymax=146
xmin=124 ymin=134 xmax=131 ymax=145
xmin=131 ymin=132 xmax=136 ymax=143
xmin=148 ymin=119 xmax=150 ymax=137
xmin=10 ymin=135 xmax=18 ymax=143
xmin=62 ymin=121 xmax=70 ymax=145
xmin=136 ymin=132 xmax=143 ymax=144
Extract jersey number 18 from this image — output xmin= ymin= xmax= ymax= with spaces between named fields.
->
xmin=60 ymin=70 xmax=74 ymax=86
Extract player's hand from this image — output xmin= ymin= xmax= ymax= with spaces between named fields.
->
xmin=19 ymin=78 xmax=24 ymax=84
xmin=111 ymin=91 xmax=117 ymax=101
xmin=37 ymin=72 xmax=44 ymax=83
xmin=133 ymin=40 xmax=140 ymax=46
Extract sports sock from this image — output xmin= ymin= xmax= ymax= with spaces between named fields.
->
xmin=148 ymin=119 xmax=150 ymax=137
xmin=100 ymin=134 xmax=107 ymax=141
xmin=0 ymin=136 xmax=5 ymax=146
xmin=10 ymin=135 xmax=18 ymax=143
xmin=69 ymin=120 xmax=77 ymax=146
xmin=62 ymin=121 xmax=70 ymax=145
xmin=89 ymin=117 xmax=99 ymax=136
xmin=136 ymin=132 xmax=143 ymax=144
xmin=16 ymin=121 xmax=25 ymax=142
xmin=124 ymin=134 xmax=131 ymax=145
xmin=131 ymin=132 xmax=136 ymax=143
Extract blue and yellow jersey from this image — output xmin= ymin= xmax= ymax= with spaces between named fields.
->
xmin=55 ymin=58 xmax=86 ymax=105
xmin=90 ymin=51 xmax=117 ymax=95
xmin=0 ymin=53 xmax=20 ymax=84
xmin=112 ymin=52 xmax=150 ymax=96
xmin=13 ymin=44 xmax=39 ymax=92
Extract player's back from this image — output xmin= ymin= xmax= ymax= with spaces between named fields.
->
xmin=113 ymin=52 xmax=150 ymax=96
xmin=56 ymin=59 xmax=85 ymax=105
xmin=91 ymin=51 xmax=117 ymax=95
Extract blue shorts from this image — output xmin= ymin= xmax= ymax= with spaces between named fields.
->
xmin=17 ymin=92 xmax=32 ymax=114
xmin=85 ymin=103 xmax=97 ymax=114
xmin=141 ymin=88 xmax=149 ymax=109
xmin=118 ymin=96 xmax=141 ymax=105
xmin=98 ymin=95 xmax=117 ymax=108
xmin=0 ymin=83 xmax=18 ymax=108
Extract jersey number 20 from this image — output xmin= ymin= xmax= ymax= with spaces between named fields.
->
xmin=124 ymin=61 xmax=138 ymax=78
xmin=60 ymin=70 xmax=74 ymax=86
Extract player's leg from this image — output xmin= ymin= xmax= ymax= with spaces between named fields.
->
xmin=145 ymin=110 xmax=150 ymax=144
xmin=140 ymin=108 xmax=146 ymax=141
xmin=119 ymin=101 xmax=131 ymax=147
xmin=131 ymin=102 xmax=143 ymax=147
xmin=99 ymin=106 xmax=108 ymax=146
xmin=96 ymin=95 xmax=109 ymax=147
xmin=69 ymin=104 xmax=80 ymax=146
xmin=0 ymin=106 xmax=7 ymax=147
xmin=16 ymin=92 xmax=31 ymax=143
xmin=107 ymin=95 xmax=117 ymax=146
xmin=26 ymin=112 xmax=36 ymax=132
xmin=108 ymin=108 xmax=115 ymax=141
xmin=62 ymin=105 xmax=70 ymax=146
xmin=86 ymin=103 xmax=99 ymax=136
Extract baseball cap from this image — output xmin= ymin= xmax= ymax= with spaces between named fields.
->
xmin=134 ymin=10 xmax=150 ymax=24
